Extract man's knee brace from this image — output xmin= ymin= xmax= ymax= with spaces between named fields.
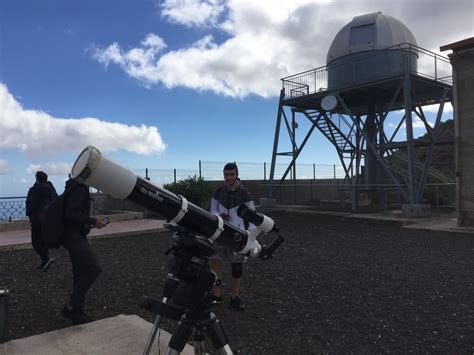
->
xmin=231 ymin=263 xmax=243 ymax=279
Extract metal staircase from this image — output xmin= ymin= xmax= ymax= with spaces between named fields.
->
xmin=303 ymin=110 xmax=356 ymax=157
xmin=391 ymin=150 xmax=455 ymax=184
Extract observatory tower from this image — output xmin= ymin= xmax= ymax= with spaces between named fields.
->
xmin=268 ymin=12 xmax=453 ymax=215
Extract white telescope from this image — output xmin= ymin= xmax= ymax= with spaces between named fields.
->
xmin=70 ymin=146 xmax=274 ymax=256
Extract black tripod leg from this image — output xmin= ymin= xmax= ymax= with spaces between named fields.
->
xmin=167 ymin=319 xmax=193 ymax=354
xmin=143 ymin=313 xmax=164 ymax=355
xmin=143 ymin=276 xmax=180 ymax=354
xmin=206 ymin=315 xmax=233 ymax=355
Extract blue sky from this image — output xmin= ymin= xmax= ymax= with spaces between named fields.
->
xmin=0 ymin=0 xmax=471 ymax=196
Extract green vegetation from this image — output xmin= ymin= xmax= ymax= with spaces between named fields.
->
xmin=163 ymin=175 xmax=213 ymax=209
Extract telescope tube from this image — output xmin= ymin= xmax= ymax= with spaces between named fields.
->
xmin=70 ymin=146 xmax=260 ymax=254
xmin=237 ymin=205 xmax=277 ymax=233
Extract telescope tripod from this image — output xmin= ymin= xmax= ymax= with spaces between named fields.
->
xmin=142 ymin=225 xmax=233 ymax=355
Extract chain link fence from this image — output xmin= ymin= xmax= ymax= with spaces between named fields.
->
xmin=132 ymin=161 xmax=345 ymax=185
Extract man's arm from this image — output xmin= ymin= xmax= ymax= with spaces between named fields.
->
xmin=211 ymin=195 xmax=230 ymax=221
xmin=210 ymin=197 xmax=220 ymax=215
xmin=244 ymin=200 xmax=256 ymax=231
xmin=25 ymin=188 xmax=37 ymax=217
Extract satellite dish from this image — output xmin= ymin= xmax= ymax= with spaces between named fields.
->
xmin=321 ymin=95 xmax=338 ymax=111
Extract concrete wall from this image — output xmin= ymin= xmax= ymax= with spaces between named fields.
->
xmin=92 ymin=194 xmax=157 ymax=218
xmin=93 ymin=179 xmax=344 ymax=217
xmin=208 ymin=179 xmax=341 ymax=205
xmin=451 ymin=46 xmax=474 ymax=226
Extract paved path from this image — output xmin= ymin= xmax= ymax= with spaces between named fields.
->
xmin=2 ymin=210 xmax=472 ymax=249
xmin=0 ymin=314 xmax=193 ymax=354
xmin=262 ymin=207 xmax=474 ymax=235
xmin=0 ymin=219 xmax=166 ymax=248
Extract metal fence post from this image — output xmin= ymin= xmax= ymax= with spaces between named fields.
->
xmin=145 ymin=168 xmax=150 ymax=181
xmin=174 ymin=169 xmax=177 ymax=183
xmin=264 ymin=162 xmax=266 ymax=181
xmin=199 ymin=160 xmax=202 ymax=179
xmin=0 ymin=287 xmax=10 ymax=344
xmin=313 ymin=163 xmax=316 ymax=180
xmin=333 ymin=164 xmax=336 ymax=180
xmin=320 ymin=184 xmax=323 ymax=211
xmin=436 ymin=185 xmax=440 ymax=214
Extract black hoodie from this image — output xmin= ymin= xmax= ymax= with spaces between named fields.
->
xmin=26 ymin=182 xmax=58 ymax=222
xmin=63 ymin=179 xmax=97 ymax=236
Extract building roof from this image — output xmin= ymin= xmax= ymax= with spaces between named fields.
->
xmin=440 ymin=37 xmax=474 ymax=52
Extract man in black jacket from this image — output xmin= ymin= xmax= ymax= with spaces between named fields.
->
xmin=61 ymin=178 xmax=106 ymax=325
xmin=25 ymin=171 xmax=58 ymax=271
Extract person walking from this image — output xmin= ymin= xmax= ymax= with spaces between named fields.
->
xmin=25 ymin=171 xmax=58 ymax=271
xmin=61 ymin=177 xmax=106 ymax=325
xmin=209 ymin=163 xmax=255 ymax=311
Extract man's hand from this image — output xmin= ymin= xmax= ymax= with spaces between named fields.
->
xmin=95 ymin=217 xmax=106 ymax=229
xmin=219 ymin=213 xmax=230 ymax=221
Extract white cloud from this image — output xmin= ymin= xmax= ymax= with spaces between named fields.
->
xmin=45 ymin=163 xmax=73 ymax=175
xmin=91 ymin=0 xmax=472 ymax=98
xmin=421 ymin=102 xmax=453 ymax=114
xmin=0 ymin=83 xmax=166 ymax=158
xmin=0 ymin=160 xmax=10 ymax=174
xmin=26 ymin=164 xmax=42 ymax=174
xmin=413 ymin=117 xmax=433 ymax=129
xmin=26 ymin=163 xmax=71 ymax=176
xmin=160 ymin=0 xmax=226 ymax=27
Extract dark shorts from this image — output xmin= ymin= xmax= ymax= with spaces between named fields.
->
xmin=210 ymin=245 xmax=245 ymax=264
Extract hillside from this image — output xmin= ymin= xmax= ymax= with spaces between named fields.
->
xmin=415 ymin=119 xmax=455 ymax=176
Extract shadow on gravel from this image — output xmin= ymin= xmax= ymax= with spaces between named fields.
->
xmin=1 ymin=211 xmax=473 ymax=353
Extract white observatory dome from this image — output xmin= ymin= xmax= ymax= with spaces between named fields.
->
xmin=327 ymin=12 xmax=417 ymax=64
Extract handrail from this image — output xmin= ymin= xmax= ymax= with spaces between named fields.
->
xmin=282 ymin=42 xmax=452 ymax=97
xmin=0 ymin=197 xmax=27 ymax=222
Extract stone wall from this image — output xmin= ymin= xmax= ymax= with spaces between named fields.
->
xmin=451 ymin=45 xmax=474 ymax=226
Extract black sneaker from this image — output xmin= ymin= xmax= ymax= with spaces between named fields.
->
xmin=62 ymin=305 xmax=94 ymax=325
xmin=210 ymin=295 xmax=223 ymax=305
xmin=230 ymin=296 xmax=245 ymax=311
xmin=37 ymin=258 xmax=54 ymax=272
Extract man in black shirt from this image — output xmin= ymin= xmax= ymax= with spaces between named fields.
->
xmin=61 ymin=178 xmax=106 ymax=325
xmin=25 ymin=171 xmax=58 ymax=271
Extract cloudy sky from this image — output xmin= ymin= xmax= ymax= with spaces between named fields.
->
xmin=0 ymin=0 xmax=472 ymax=196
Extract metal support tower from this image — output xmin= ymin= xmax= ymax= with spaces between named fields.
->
xmin=268 ymin=44 xmax=453 ymax=210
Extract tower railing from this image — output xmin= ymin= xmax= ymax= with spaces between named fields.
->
xmin=281 ymin=43 xmax=452 ymax=98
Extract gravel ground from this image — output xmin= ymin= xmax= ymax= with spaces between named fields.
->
xmin=1 ymin=211 xmax=473 ymax=353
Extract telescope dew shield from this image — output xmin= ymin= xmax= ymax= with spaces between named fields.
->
xmin=71 ymin=146 xmax=137 ymax=199
xmin=71 ymin=146 xmax=253 ymax=253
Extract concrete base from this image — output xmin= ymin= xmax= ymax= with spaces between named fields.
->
xmin=401 ymin=204 xmax=432 ymax=218
xmin=260 ymin=198 xmax=276 ymax=208
xmin=0 ymin=314 xmax=193 ymax=355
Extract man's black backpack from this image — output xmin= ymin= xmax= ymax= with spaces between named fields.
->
xmin=41 ymin=186 xmax=76 ymax=249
